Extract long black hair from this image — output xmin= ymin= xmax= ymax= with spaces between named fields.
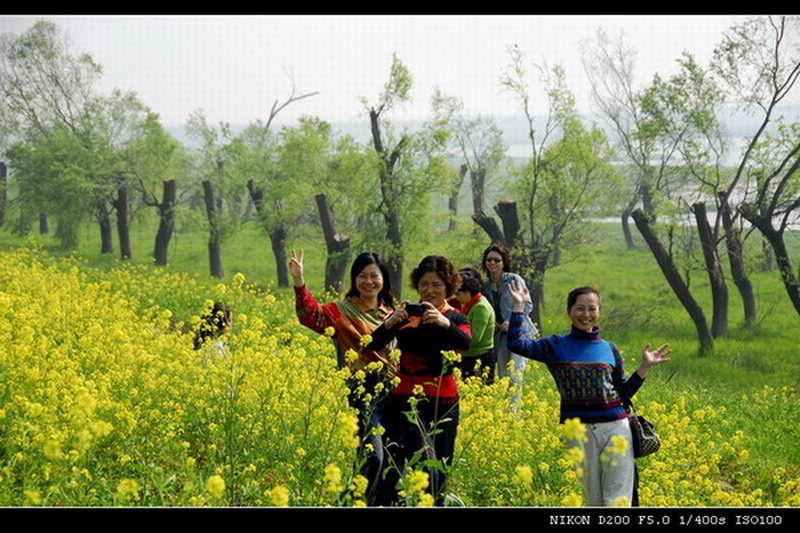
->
xmin=193 ymin=301 xmax=232 ymax=350
xmin=345 ymin=252 xmax=395 ymax=309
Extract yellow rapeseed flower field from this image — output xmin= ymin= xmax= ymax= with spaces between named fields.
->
xmin=0 ymin=245 xmax=797 ymax=507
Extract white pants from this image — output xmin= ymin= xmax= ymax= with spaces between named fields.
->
xmin=567 ymin=418 xmax=635 ymax=506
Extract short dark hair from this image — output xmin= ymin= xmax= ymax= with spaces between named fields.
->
xmin=458 ymin=275 xmax=481 ymax=296
xmin=482 ymin=242 xmax=512 ymax=275
xmin=345 ymin=252 xmax=394 ymax=308
xmin=410 ymin=255 xmax=461 ymax=298
xmin=567 ymin=286 xmax=602 ymax=312
xmin=458 ymin=265 xmax=482 ymax=282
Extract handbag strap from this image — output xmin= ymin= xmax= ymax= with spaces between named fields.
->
xmin=619 ymin=390 xmax=637 ymax=414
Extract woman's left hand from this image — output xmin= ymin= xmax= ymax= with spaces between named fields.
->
xmin=643 ymin=343 xmax=672 ymax=366
xmin=421 ymin=302 xmax=451 ymax=328
xmin=637 ymin=343 xmax=672 ymax=378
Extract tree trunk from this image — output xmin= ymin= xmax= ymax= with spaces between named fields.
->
xmin=761 ymin=237 xmax=774 ymax=271
xmin=202 ymin=180 xmax=224 ymax=279
xmin=447 ymin=194 xmax=459 ymax=232
xmin=495 ymin=200 xmax=521 ymax=248
xmin=632 ymin=209 xmax=714 ymax=354
xmin=692 ymin=202 xmax=728 ymax=338
xmin=17 ymin=211 xmax=30 ymax=237
xmin=740 ymin=205 xmax=800 ymax=316
xmin=621 ymin=194 xmax=638 ymax=249
xmin=0 ymin=162 xmax=6 ymax=227
xmin=762 ymin=226 xmax=800 ymax=315
xmin=115 ymin=183 xmax=131 ymax=260
xmin=641 ymin=182 xmax=655 ymax=217
xmin=472 ymin=211 xmax=505 ymax=245
xmin=154 ymin=179 xmax=176 ymax=266
xmin=270 ymin=224 xmax=290 ymax=288
xmin=717 ymin=193 xmax=756 ymax=325
xmin=369 ymin=108 xmax=406 ymax=300
xmin=471 ymin=167 xmax=486 ymax=217
xmin=527 ymin=251 xmax=549 ymax=333
xmin=55 ymin=216 xmax=79 ymax=250
xmin=447 ymin=164 xmax=468 ymax=232
xmin=385 ymin=210 xmax=404 ymax=299
xmin=97 ymin=202 xmax=113 ymax=254
xmin=38 ymin=213 xmax=48 ymax=235
xmin=315 ymin=194 xmax=350 ymax=292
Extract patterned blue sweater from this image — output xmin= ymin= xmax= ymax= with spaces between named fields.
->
xmin=507 ymin=312 xmax=644 ymax=423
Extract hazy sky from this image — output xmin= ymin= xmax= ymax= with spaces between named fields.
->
xmin=0 ymin=15 xmax=755 ymax=128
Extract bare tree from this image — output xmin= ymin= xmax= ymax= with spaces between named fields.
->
xmin=711 ymin=15 xmax=800 ymax=315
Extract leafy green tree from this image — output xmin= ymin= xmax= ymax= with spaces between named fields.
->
xmin=488 ymin=47 xmax=619 ymax=328
xmin=634 ymin=53 xmax=738 ymax=339
xmin=235 ymin=115 xmax=330 ymax=287
xmin=123 ymin=111 xmax=182 ymax=265
xmin=1 ymin=20 xmax=150 ymax=253
xmin=363 ymin=53 xmax=450 ymax=298
xmin=185 ymin=109 xmax=241 ymax=278
xmin=0 ymin=20 xmax=103 ymax=247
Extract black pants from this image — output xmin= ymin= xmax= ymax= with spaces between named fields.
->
xmin=375 ymin=394 xmax=460 ymax=506
xmin=457 ymin=350 xmax=496 ymax=384
xmin=346 ymin=373 xmax=390 ymax=506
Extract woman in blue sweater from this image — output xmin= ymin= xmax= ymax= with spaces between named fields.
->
xmin=506 ymin=282 xmax=671 ymax=506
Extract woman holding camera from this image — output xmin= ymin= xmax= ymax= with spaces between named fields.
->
xmin=366 ymin=255 xmax=472 ymax=506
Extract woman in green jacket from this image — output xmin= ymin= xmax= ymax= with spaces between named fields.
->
xmin=455 ymin=272 xmax=496 ymax=384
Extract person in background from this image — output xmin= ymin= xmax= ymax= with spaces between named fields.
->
xmin=506 ymin=282 xmax=671 ymax=506
xmin=193 ymin=301 xmax=232 ymax=355
xmin=447 ymin=266 xmax=481 ymax=311
xmin=290 ymin=249 xmax=396 ymax=506
xmin=481 ymin=243 xmax=537 ymax=408
xmin=454 ymin=272 xmax=496 ymax=384
xmin=366 ymin=255 xmax=471 ymax=506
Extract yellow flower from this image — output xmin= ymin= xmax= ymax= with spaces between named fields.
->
xmin=359 ymin=334 xmax=373 ymax=347
xmin=565 ymin=445 xmax=585 ymax=466
xmin=324 ymin=326 xmax=335 ymax=337
xmin=512 ymin=465 xmax=534 ymax=487
xmin=323 ymin=464 xmax=344 ymax=493
xmin=562 ymin=418 xmax=587 ymax=442
xmin=205 ymin=474 xmax=226 ymax=500
xmin=350 ymin=475 xmax=369 ymax=498
xmin=23 ymin=490 xmax=42 ymax=506
xmin=611 ymin=495 xmax=631 ymax=507
xmin=442 ymin=350 xmax=461 ymax=363
xmin=407 ymin=470 xmax=429 ymax=494
xmin=417 ymin=493 xmax=435 ymax=507
xmin=266 ymin=485 xmax=290 ymax=507
xmin=43 ymin=439 xmax=63 ymax=461
xmin=607 ymin=435 xmax=628 ymax=456
xmin=561 ymin=492 xmax=583 ymax=507
xmin=337 ymin=412 xmax=360 ymax=449
xmin=344 ymin=349 xmax=359 ymax=363
xmin=116 ymin=479 xmax=140 ymax=503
